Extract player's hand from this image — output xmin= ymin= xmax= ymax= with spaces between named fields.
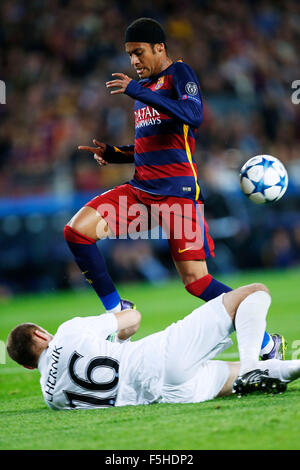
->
xmin=78 ymin=139 xmax=109 ymax=166
xmin=106 ymin=73 xmax=132 ymax=95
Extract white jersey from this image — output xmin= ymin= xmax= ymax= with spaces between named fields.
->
xmin=38 ymin=314 xmax=166 ymax=410
xmin=38 ymin=295 xmax=234 ymax=410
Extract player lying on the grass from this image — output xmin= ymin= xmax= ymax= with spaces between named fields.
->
xmin=7 ymin=283 xmax=299 ymax=410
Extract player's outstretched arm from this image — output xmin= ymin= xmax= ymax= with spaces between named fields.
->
xmin=106 ymin=66 xmax=203 ymax=128
xmin=123 ymin=80 xmax=202 ymax=128
xmin=78 ymin=139 xmax=134 ymax=165
xmin=114 ymin=309 xmax=141 ymax=340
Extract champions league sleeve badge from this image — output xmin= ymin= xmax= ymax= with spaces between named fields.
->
xmin=185 ymin=82 xmax=198 ymax=96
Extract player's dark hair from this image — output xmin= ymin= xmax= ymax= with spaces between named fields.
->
xmin=6 ymin=323 xmax=41 ymax=368
xmin=150 ymin=42 xmax=168 ymax=55
xmin=125 ymin=17 xmax=168 ymax=54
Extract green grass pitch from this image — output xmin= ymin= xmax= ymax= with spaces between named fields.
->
xmin=0 ymin=268 xmax=300 ymax=450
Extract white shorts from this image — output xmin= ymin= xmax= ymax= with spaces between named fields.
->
xmin=159 ymin=294 xmax=235 ymax=404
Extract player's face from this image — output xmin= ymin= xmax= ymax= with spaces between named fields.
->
xmin=125 ymin=42 xmax=164 ymax=79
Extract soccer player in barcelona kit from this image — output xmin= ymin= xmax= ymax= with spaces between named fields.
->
xmin=64 ymin=18 xmax=284 ymax=362
xmin=6 ymin=283 xmax=300 ymax=410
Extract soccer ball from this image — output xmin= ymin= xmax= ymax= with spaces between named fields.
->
xmin=239 ymin=155 xmax=288 ymax=204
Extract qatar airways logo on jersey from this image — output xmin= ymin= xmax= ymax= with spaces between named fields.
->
xmin=134 ymin=106 xmax=161 ymax=128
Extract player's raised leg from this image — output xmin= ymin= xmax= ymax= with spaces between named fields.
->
xmin=64 ymin=185 xmax=142 ymax=312
xmin=161 ymin=282 xmax=281 ymax=401
xmin=224 ymin=284 xmax=271 ymax=374
xmin=222 ymin=284 xmax=287 ymax=395
xmin=64 ymin=206 xmax=124 ymax=312
xmin=180 ymin=259 xmax=278 ymax=359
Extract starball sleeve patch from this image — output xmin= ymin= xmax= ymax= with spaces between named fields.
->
xmin=185 ymin=82 xmax=198 ymax=96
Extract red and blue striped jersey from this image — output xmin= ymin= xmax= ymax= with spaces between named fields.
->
xmin=105 ymin=61 xmax=203 ymax=201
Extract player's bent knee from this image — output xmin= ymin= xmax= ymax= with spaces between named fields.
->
xmin=66 ymin=207 xmax=110 ymax=241
xmin=249 ymin=283 xmax=269 ymax=295
xmin=130 ymin=309 xmax=141 ymax=328
xmin=240 ymin=282 xmax=270 ymax=299
xmin=134 ymin=310 xmax=142 ymax=331
xmin=223 ymin=283 xmax=270 ymax=321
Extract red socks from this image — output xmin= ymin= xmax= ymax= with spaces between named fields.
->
xmin=185 ymin=274 xmax=213 ymax=297
xmin=64 ymin=225 xmax=96 ymax=245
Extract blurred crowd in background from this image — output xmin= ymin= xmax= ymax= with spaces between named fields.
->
xmin=0 ymin=0 xmax=300 ymax=297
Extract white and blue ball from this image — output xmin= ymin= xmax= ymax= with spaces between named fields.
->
xmin=239 ymin=155 xmax=288 ymax=204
